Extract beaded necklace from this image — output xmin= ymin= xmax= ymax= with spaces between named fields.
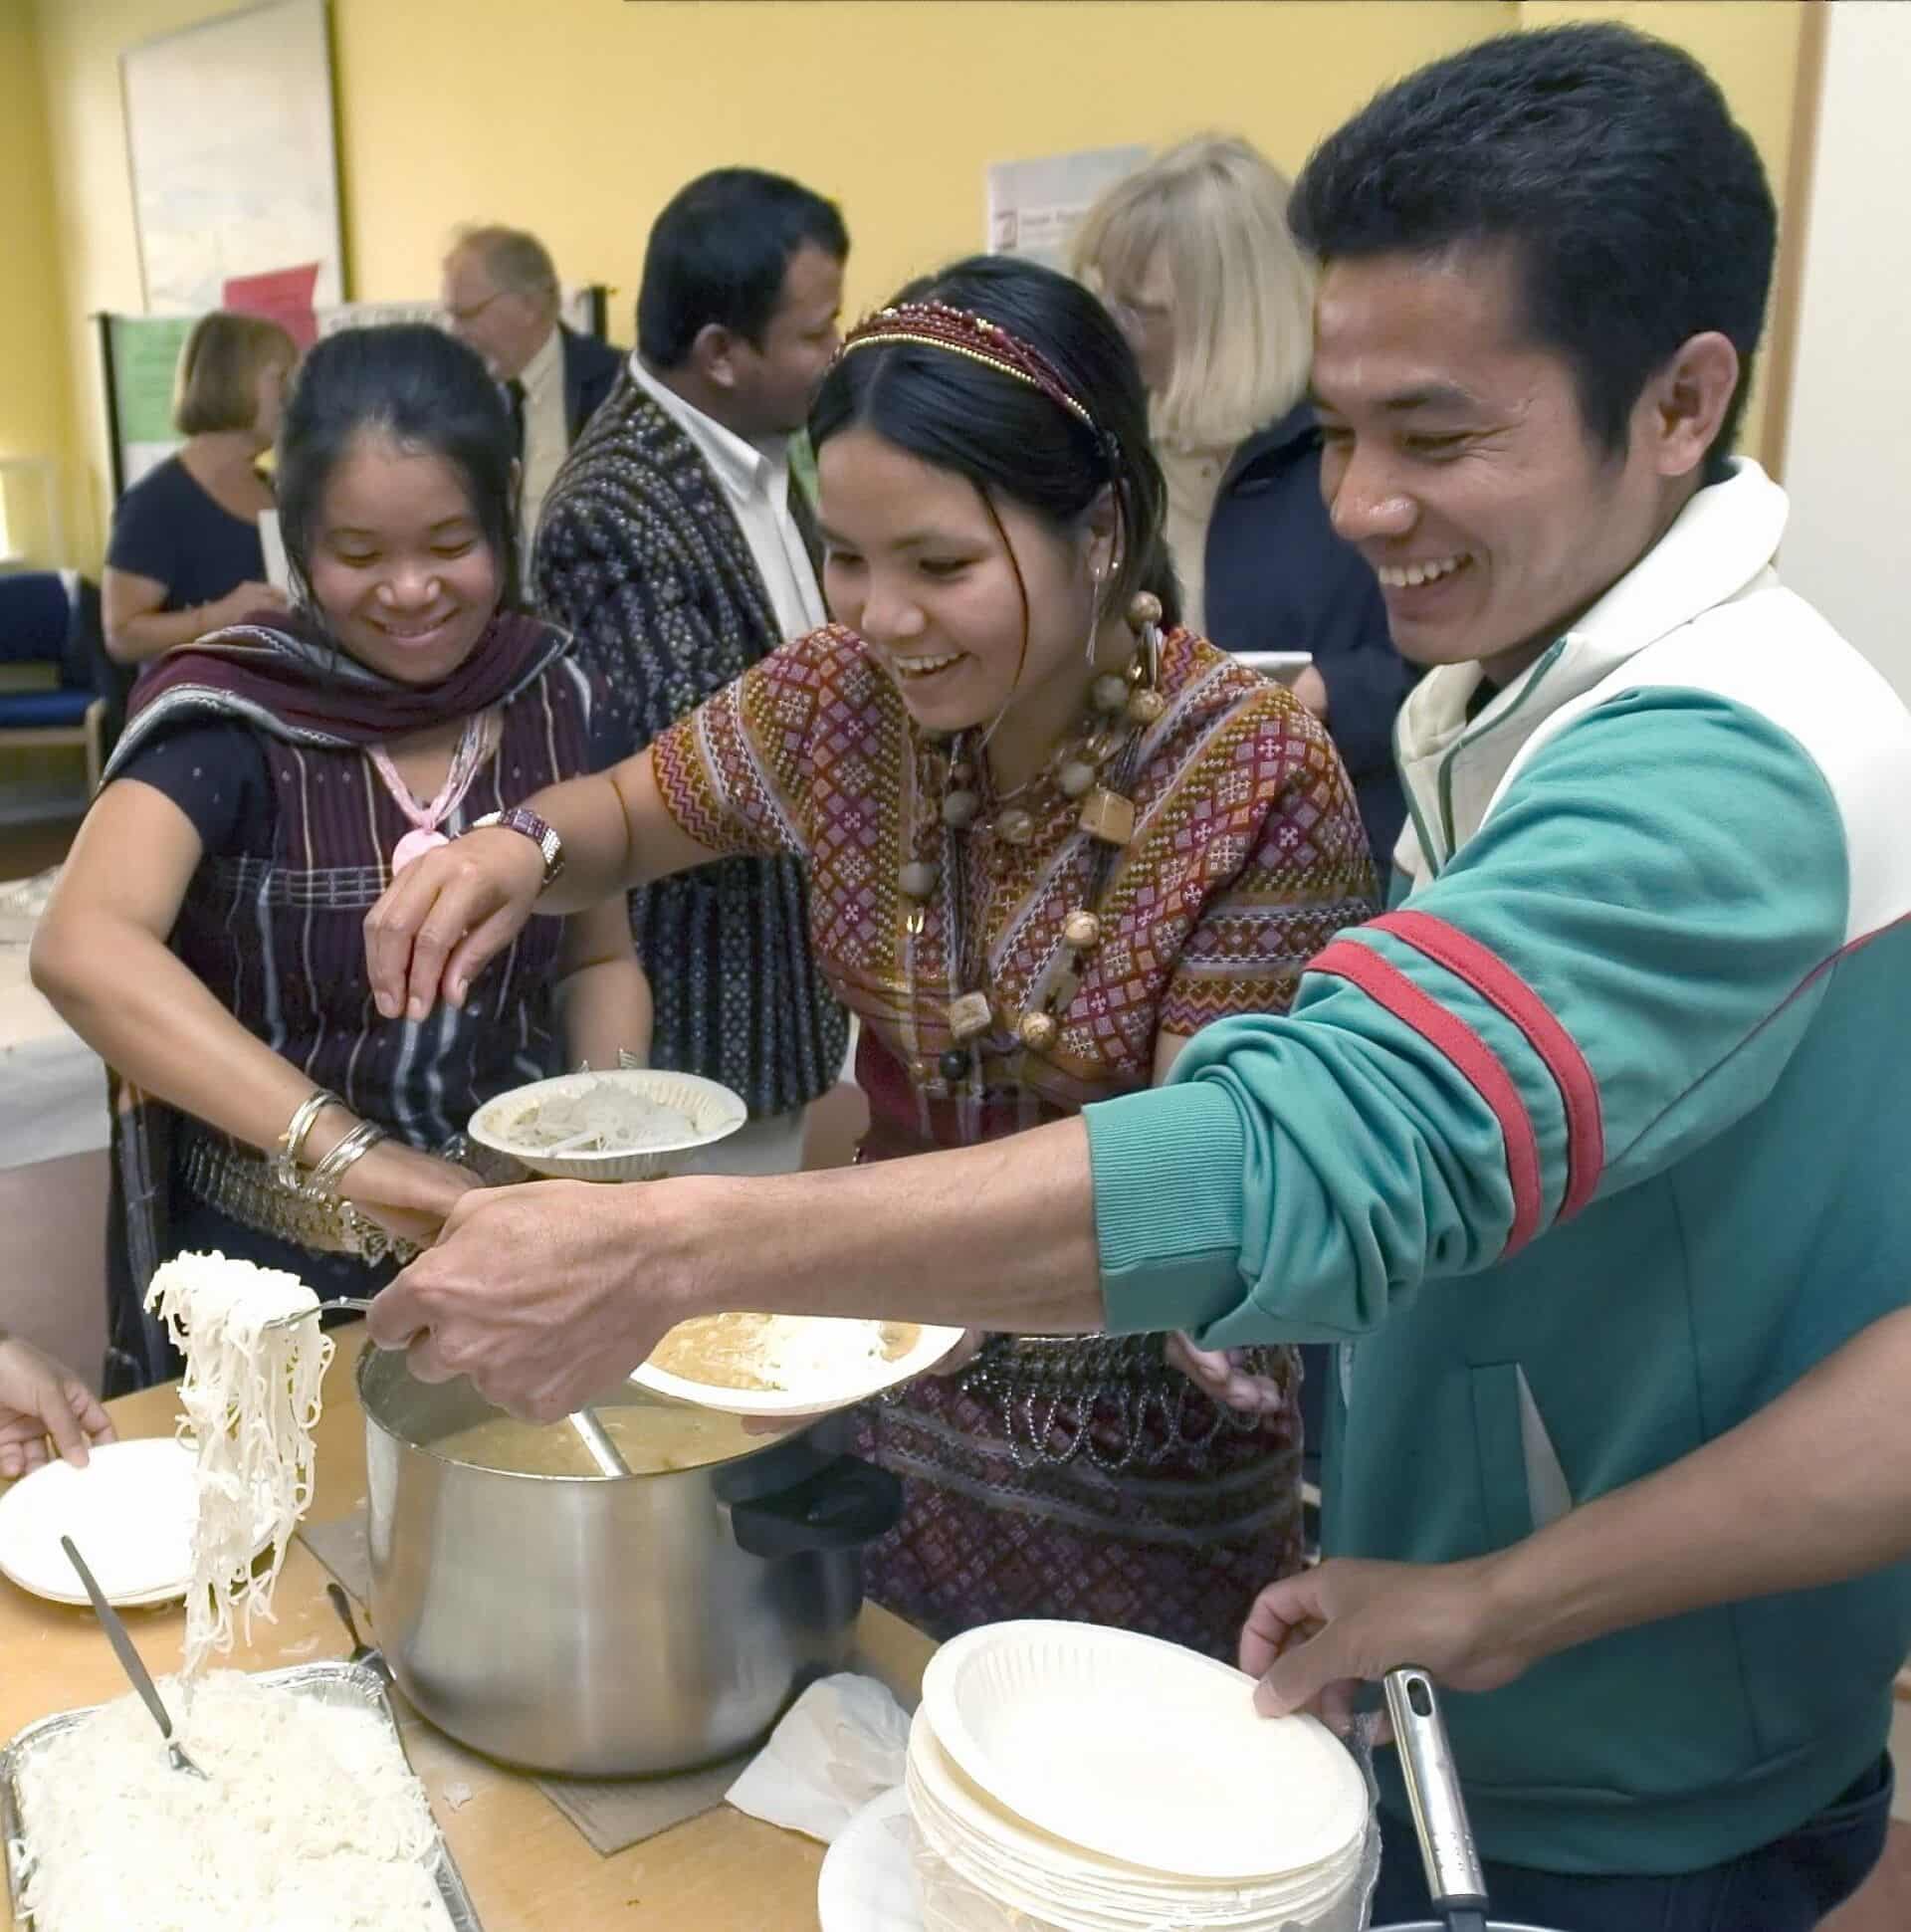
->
xmin=898 ymin=594 xmax=1166 ymax=1107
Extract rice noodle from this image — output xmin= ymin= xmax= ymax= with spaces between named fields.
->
xmin=14 ymin=1670 xmax=453 ymax=1930
xmin=144 ymin=1251 xmax=331 ymax=1677
xmin=504 ymin=1078 xmax=694 ymax=1152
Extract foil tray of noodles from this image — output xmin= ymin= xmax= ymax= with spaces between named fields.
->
xmin=1 ymin=1662 xmax=483 ymax=1931
xmin=1 ymin=1253 xmax=484 ymax=1930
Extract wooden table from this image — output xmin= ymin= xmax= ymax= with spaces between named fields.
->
xmin=0 ymin=1328 xmax=936 ymax=1930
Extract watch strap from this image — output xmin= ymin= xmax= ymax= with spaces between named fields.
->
xmin=467 ymin=806 xmax=565 ymax=889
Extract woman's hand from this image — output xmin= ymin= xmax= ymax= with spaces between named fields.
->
xmin=1166 ymin=1333 xmax=1288 ymax=1419
xmin=0 ymin=1338 xmax=115 ymax=1479
xmin=337 ymin=1141 xmax=481 ymax=1251
xmin=363 ymin=826 xmax=546 ymax=1023
xmin=203 ymin=580 xmax=288 ymax=631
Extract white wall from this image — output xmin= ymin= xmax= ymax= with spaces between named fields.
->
xmin=1780 ymin=3 xmax=1911 ymax=700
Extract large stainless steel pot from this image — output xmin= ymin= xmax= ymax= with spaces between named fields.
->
xmin=359 ymin=1348 xmax=902 ymax=1777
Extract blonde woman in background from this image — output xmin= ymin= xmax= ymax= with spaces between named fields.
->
xmin=1073 ymin=135 xmax=1413 ymax=875
xmin=103 ymin=312 xmax=296 ymax=667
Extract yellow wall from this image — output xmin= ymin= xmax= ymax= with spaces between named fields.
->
xmin=1518 ymin=2 xmax=1809 ymax=459
xmin=330 ymin=1 xmax=1509 ymax=315
xmin=28 ymin=0 xmax=1811 ymax=568
xmin=0 ymin=0 xmax=75 ymax=563
xmin=32 ymin=0 xmax=1510 ymax=565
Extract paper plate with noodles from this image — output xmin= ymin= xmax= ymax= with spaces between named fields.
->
xmin=630 ymin=1312 xmax=966 ymax=1418
xmin=0 ymin=1438 xmax=271 ymax=1609
xmin=467 ymin=1068 xmax=748 ymax=1181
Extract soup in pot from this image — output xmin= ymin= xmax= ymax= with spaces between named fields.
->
xmin=433 ymin=1396 xmax=757 ymax=1477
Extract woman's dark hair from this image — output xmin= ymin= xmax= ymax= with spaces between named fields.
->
xmin=638 ymin=168 xmax=849 ymax=369
xmin=276 ymin=322 xmax=522 ymax=615
xmin=810 ymin=255 xmax=1179 ymax=626
xmin=1290 ymin=23 xmax=1776 ymax=483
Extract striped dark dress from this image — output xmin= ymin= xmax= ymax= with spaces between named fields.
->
xmin=99 ymin=637 xmax=595 ymax=1386
xmin=533 ymin=371 xmax=848 ymax=1117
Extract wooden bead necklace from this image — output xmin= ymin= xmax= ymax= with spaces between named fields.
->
xmin=900 ymin=593 xmax=1165 ymax=1098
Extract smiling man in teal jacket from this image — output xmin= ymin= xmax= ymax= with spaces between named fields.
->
xmin=366 ymin=24 xmax=1911 ymax=1930
xmin=1087 ymin=28 xmax=1911 ymax=1924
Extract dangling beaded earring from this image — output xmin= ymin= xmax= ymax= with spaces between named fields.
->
xmin=1085 ymin=562 xmax=1107 ymax=667
xmin=1073 ymin=591 xmax=1164 ymax=849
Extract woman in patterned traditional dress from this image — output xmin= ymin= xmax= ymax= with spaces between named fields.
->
xmin=32 ymin=325 xmax=650 ymax=1390
xmin=364 ymin=259 xmax=1376 ymax=1659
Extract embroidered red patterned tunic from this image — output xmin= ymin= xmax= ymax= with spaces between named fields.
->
xmin=653 ymin=622 xmax=1377 ymax=1656
xmin=655 ymin=625 xmax=1373 ymax=1139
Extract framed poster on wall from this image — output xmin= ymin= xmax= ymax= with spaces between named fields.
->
xmin=120 ymin=0 xmax=344 ymax=316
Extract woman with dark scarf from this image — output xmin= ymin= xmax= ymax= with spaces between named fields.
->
xmin=31 ymin=325 xmax=650 ymax=1390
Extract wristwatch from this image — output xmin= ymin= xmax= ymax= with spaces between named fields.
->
xmin=466 ymin=807 xmax=565 ymax=890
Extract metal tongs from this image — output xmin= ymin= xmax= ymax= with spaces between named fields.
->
xmin=60 ymin=1536 xmax=208 ymax=1780
xmin=262 ymin=1297 xmax=633 ymax=1476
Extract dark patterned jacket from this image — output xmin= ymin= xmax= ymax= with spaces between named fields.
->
xmin=531 ymin=371 xmax=847 ymax=1116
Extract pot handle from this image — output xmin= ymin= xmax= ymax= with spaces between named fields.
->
xmin=730 ymin=1456 xmax=903 ymax=1560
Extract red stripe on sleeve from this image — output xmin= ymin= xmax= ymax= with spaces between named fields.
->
xmin=1309 ymin=937 xmax=1544 ymax=1257
xmin=1373 ymin=910 xmax=1604 ymax=1222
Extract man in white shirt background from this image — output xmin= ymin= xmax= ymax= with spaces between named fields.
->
xmin=441 ymin=224 xmax=622 ymax=572
xmin=531 ymin=169 xmax=851 ymax=1173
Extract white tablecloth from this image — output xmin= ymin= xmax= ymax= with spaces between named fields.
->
xmin=0 ymin=875 xmax=109 ymax=1173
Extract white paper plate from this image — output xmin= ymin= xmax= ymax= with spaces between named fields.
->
xmin=906 ymin=1711 xmax=1364 ymax=1912
xmin=0 ymin=1438 xmax=202 ymax=1607
xmin=921 ymin=1622 xmax=1370 ymax=1883
xmin=818 ymin=1788 xmax=924 ymax=1932
xmin=467 ymin=1067 xmax=747 ymax=1181
xmin=629 ymin=1315 xmax=966 ymax=1418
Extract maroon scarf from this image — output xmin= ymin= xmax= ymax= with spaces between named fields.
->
xmin=113 ymin=607 xmax=567 ymax=765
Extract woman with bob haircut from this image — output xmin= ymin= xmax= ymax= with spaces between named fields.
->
xmin=103 ymin=311 xmax=298 ymax=666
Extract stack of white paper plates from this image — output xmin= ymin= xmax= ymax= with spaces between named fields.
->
xmin=903 ymin=1621 xmax=1372 ymax=1931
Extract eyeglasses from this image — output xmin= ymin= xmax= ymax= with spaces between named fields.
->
xmin=444 ymin=290 xmax=504 ymax=326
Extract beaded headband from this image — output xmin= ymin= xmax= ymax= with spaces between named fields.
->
xmin=837 ymin=301 xmax=1107 ymax=447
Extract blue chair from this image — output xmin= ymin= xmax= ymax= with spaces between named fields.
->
xmin=0 ymin=570 xmax=115 ymax=793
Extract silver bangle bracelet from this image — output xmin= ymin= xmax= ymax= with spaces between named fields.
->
xmin=273 ymin=1088 xmax=342 ymax=1192
xmin=303 ymin=1120 xmax=388 ymax=1200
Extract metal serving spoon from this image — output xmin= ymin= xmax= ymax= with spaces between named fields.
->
xmin=60 ymin=1535 xmax=208 ymax=1780
xmin=261 ymin=1299 xmax=633 ymax=1476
